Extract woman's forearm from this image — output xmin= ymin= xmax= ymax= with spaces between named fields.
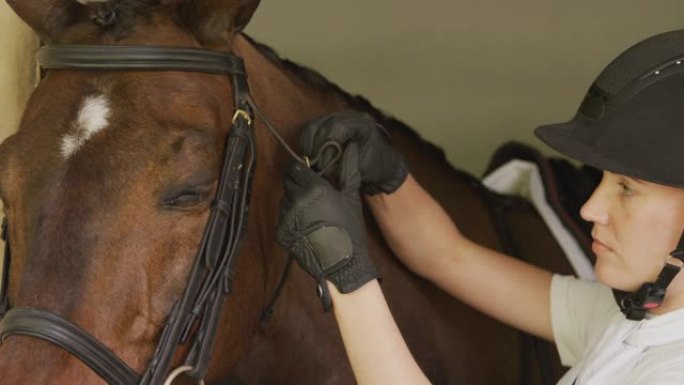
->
xmin=364 ymin=174 xmax=466 ymax=279
xmin=329 ymin=280 xmax=431 ymax=385
xmin=365 ymin=174 xmax=555 ymax=340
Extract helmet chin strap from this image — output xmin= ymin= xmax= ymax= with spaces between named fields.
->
xmin=614 ymin=231 xmax=684 ymax=321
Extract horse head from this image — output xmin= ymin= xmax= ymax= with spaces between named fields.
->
xmin=0 ymin=1 xmax=306 ymax=384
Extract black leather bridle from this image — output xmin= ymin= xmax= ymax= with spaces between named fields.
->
xmin=0 ymin=44 xmax=260 ymax=385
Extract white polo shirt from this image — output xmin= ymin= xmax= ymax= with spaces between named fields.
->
xmin=551 ymin=275 xmax=684 ymax=384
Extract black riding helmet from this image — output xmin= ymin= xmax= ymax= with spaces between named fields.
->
xmin=534 ymin=30 xmax=684 ymax=320
xmin=536 ymin=30 xmax=684 ymax=187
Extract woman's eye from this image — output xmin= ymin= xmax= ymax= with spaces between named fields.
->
xmin=618 ymin=182 xmax=635 ymax=196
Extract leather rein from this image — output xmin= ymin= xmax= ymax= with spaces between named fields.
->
xmin=0 ymin=44 xmax=272 ymax=385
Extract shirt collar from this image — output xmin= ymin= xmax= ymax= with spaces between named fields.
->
xmin=624 ymin=307 xmax=684 ymax=347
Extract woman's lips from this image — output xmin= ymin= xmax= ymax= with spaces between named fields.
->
xmin=591 ymin=237 xmax=613 ymax=254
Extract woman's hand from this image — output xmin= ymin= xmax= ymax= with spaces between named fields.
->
xmin=299 ymin=110 xmax=409 ymax=195
xmin=276 ymin=143 xmax=378 ymax=309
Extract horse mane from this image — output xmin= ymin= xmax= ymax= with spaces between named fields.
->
xmin=242 ymin=34 xmax=455 ymax=168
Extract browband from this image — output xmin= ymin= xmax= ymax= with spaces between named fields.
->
xmin=37 ymin=45 xmax=247 ymax=75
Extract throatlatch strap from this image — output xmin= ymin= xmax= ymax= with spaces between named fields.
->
xmin=615 ymin=231 xmax=684 ymax=321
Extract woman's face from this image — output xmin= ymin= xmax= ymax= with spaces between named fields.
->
xmin=581 ymin=171 xmax=684 ymax=292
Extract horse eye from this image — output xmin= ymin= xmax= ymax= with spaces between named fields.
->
xmin=166 ymin=192 xmax=205 ymax=206
xmin=162 ymin=187 xmax=212 ymax=209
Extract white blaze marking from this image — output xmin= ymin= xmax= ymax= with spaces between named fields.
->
xmin=76 ymin=0 xmax=111 ymax=4
xmin=61 ymin=95 xmax=111 ymax=158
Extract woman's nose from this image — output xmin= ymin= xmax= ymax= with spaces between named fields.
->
xmin=580 ymin=178 xmax=610 ymax=226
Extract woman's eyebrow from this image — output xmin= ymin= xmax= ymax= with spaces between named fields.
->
xmin=624 ymin=176 xmax=645 ymax=185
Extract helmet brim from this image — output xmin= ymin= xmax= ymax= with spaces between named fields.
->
xmin=535 ymin=115 xmax=684 ymax=188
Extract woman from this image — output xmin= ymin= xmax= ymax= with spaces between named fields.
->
xmin=276 ymin=30 xmax=684 ymax=384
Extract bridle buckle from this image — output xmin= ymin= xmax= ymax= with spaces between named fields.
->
xmin=232 ymin=109 xmax=252 ymax=126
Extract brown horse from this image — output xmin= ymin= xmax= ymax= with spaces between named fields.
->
xmin=0 ymin=1 xmax=590 ymax=384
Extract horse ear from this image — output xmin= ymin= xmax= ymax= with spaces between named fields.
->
xmin=6 ymin=0 xmax=85 ymax=40
xmin=169 ymin=0 xmax=261 ymax=46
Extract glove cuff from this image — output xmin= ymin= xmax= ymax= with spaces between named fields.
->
xmin=363 ymin=153 xmax=410 ymax=195
xmin=326 ymin=250 xmax=380 ymax=294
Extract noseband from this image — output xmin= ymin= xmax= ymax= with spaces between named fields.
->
xmin=0 ymin=45 xmax=261 ymax=385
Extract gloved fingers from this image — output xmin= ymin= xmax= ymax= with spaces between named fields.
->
xmin=299 ymin=110 xmax=374 ymax=157
xmin=278 ymin=162 xmax=314 ymax=247
xmin=275 ymin=221 xmax=292 ymax=250
xmin=275 ymin=194 xmax=296 ymax=245
xmin=374 ymin=123 xmax=393 ymax=144
xmin=282 ymin=160 xmax=329 ymax=196
xmin=312 ymin=111 xmax=375 ymax=150
xmin=338 ymin=142 xmax=361 ymax=195
xmin=299 ymin=114 xmax=332 ymax=157
xmin=311 ymin=140 xmax=343 ymax=177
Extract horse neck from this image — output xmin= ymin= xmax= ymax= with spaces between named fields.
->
xmin=232 ymin=34 xmax=353 ymax=294
xmin=222 ymin=35 xmax=357 ymax=381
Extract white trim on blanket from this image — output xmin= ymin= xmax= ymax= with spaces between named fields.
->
xmin=482 ymin=159 xmax=595 ymax=280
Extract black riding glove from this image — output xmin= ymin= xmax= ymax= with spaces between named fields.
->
xmin=299 ymin=110 xmax=409 ymax=195
xmin=277 ymin=144 xmax=379 ymax=310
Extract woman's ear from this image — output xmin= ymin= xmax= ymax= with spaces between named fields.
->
xmin=6 ymin=0 xmax=86 ymax=41
xmin=168 ymin=0 xmax=261 ymax=47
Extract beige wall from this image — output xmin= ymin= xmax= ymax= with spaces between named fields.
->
xmin=0 ymin=3 xmax=37 ymax=141
xmin=2 ymin=2 xmax=684 ymax=175
xmin=246 ymin=0 xmax=684 ymax=175
xmin=0 ymin=3 xmax=37 ymax=277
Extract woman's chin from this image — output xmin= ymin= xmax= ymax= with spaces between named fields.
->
xmin=594 ymin=263 xmax=640 ymax=292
